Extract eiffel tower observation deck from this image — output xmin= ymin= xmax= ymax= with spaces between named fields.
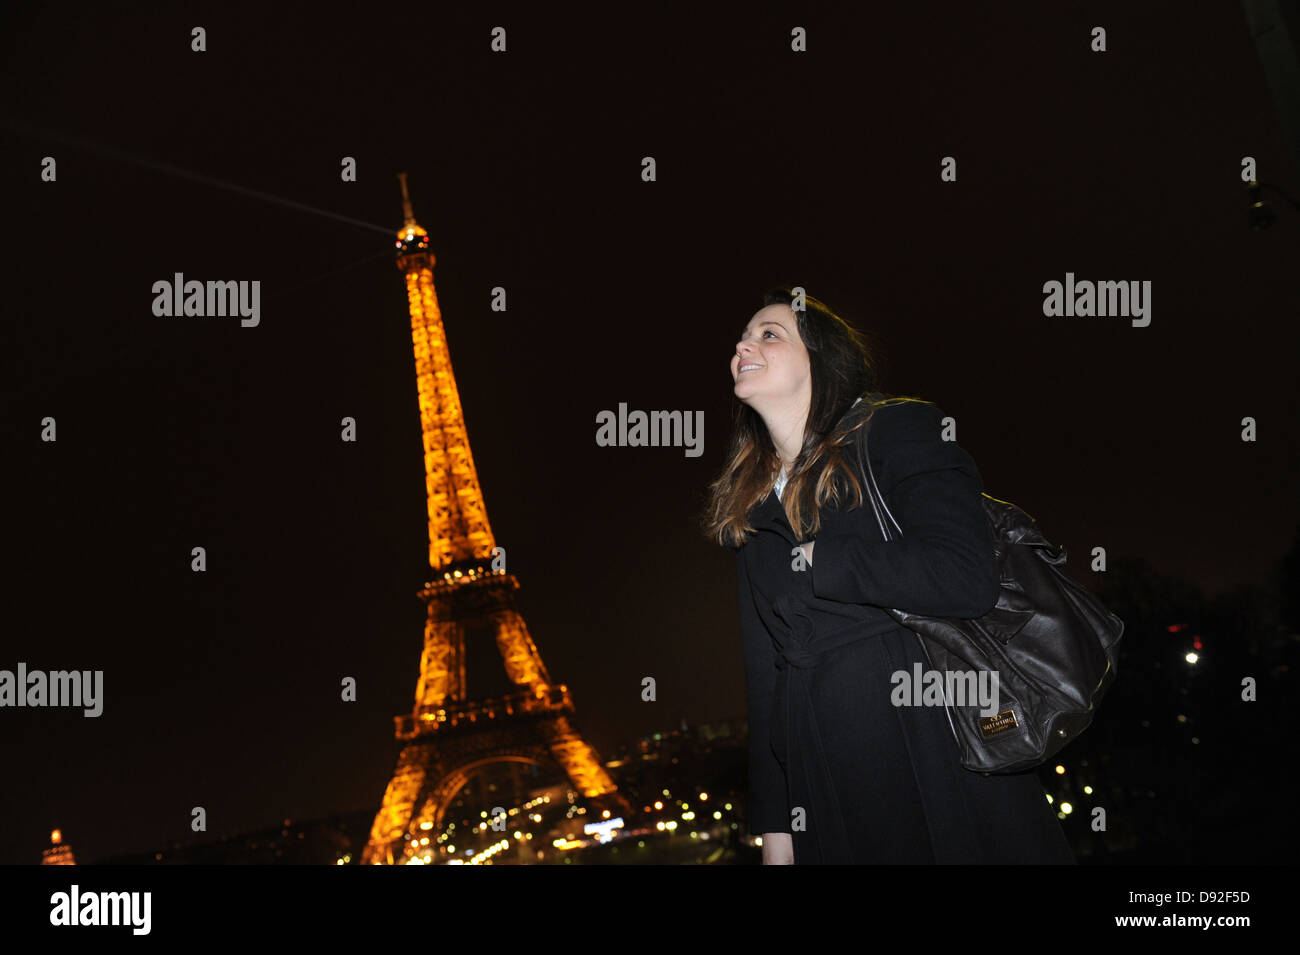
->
xmin=362 ymin=175 xmax=629 ymax=865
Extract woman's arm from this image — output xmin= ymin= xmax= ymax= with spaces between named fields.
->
xmin=809 ymin=400 xmax=1000 ymax=619
xmin=737 ymin=552 xmax=793 ymax=840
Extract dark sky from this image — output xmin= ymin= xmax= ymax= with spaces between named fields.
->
xmin=2 ymin=3 xmax=1297 ymax=865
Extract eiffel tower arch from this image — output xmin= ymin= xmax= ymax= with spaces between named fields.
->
xmin=361 ymin=176 xmax=630 ymax=866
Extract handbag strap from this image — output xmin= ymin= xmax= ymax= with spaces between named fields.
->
xmin=855 ymin=411 xmax=954 ymax=712
xmin=857 ymin=410 xmax=904 ymax=541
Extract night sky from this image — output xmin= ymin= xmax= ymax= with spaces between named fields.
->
xmin=2 ymin=3 xmax=1297 ymax=865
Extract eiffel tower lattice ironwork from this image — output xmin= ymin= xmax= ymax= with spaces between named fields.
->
xmin=361 ymin=174 xmax=630 ymax=865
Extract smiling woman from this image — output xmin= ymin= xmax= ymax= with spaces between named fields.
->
xmin=700 ymin=286 xmax=1075 ymax=866
xmin=711 ymin=287 xmax=882 ymax=548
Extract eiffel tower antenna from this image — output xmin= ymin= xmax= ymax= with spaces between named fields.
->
xmin=397 ymin=170 xmax=416 ymax=228
xmin=362 ymin=175 xmax=630 ymax=865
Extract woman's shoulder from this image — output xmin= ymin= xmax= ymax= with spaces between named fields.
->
xmin=857 ymin=394 xmax=981 ymax=490
xmin=870 ymin=394 xmax=946 ymax=429
xmin=841 ymin=391 xmax=945 ymax=439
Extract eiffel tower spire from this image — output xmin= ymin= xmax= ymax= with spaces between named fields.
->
xmin=361 ymin=176 xmax=630 ymax=865
xmin=394 ymin=170 xmax=498 ymax=573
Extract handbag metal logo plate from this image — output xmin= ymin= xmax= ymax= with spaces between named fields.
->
xmin=978 ymin=709 xmax=1018 ymax=738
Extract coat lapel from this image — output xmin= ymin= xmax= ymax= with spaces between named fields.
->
xmin=751 ymin=487 xmax=799 ymax=545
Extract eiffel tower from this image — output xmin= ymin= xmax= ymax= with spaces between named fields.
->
xmin=361 ymin=175 xmax=630 ymax=865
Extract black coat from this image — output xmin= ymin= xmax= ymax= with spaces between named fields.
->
xmin=737 ymin=395 xmax=1075 ymax=864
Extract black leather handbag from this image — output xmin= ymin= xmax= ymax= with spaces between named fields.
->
xmin=851 ymin=404 xmax=1125 ymax=774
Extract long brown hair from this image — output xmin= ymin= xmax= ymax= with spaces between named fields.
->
xmin=702 ymin=286 xmax=904 ymax=549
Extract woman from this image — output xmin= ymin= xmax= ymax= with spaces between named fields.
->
xmin=703 ymin=287 xmax=1075 ymax=865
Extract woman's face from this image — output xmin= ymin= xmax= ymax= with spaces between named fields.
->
xmin=731 ymin=304 xmax=811 ymax=407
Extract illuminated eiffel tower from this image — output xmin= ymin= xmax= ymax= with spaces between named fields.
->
xmin=361 ymin=175 xmax=629 ymax=865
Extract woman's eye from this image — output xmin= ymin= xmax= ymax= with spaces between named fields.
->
xmin=763 ymin=329 xmax=777 ymax=339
